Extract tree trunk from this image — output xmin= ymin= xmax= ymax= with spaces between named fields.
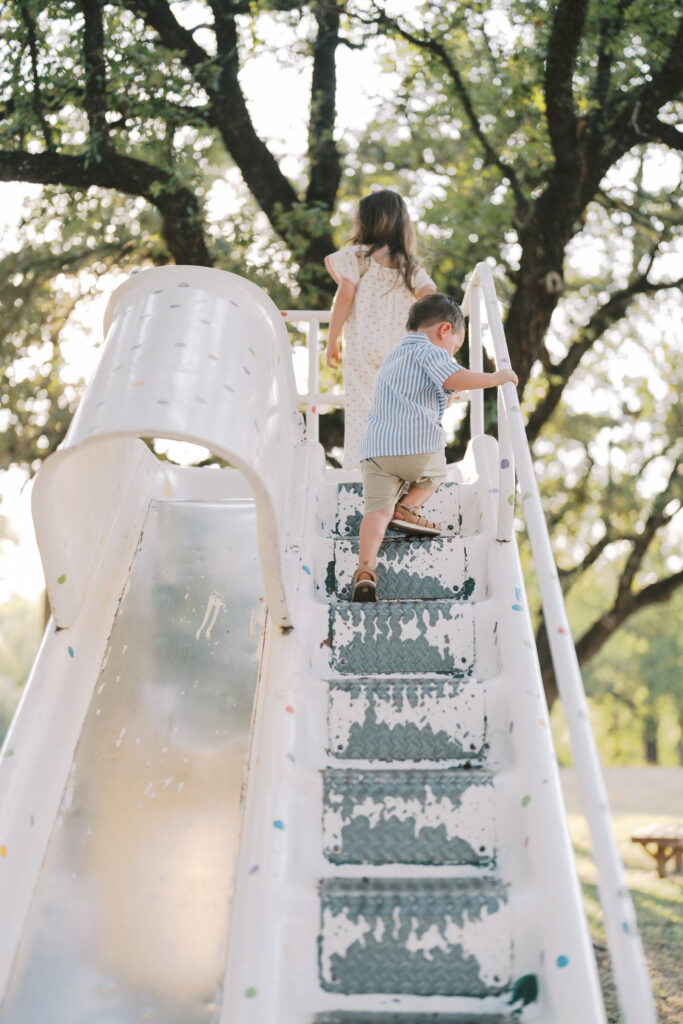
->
xmin=643 ymin=712 xmax=658 ymax=765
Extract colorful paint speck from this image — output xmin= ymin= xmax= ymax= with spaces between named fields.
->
xmin=273 ymin=820 xmax=284 ymax=830
xmin=556 ymin=955 xmax=569 ymax=968
xmin=68 ymin=647 xmax=75 ymax=658
xmin=521 ymin=794 xmax=531 ymax=807
xmin=244 ymin=987 xmax=257 ymax=998
xmin=57 ymin=574 xmax=66 ymax=585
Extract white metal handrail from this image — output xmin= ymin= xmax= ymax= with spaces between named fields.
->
xmin=462 ymin=261 xmax=657 ymax=1024
xmin=280 ymin=310 xmax=340 ymax=443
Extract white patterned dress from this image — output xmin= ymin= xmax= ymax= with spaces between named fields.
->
xmin=325 ymin=244 xmax=435 ymax=468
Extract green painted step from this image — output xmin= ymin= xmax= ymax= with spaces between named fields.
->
xmin=330 ymin=601 xmax=487 ymax=676
xmin=335 ymin=483 xmax=483 ymax=538
xmin=319 ymin=877 xmax=511 ymax=996
xmin=323 ymin=768 xmax=495 ymax=865
xmin=332 ymin=534 xmax=488 ymax=602
xmin=327 ymin=677 xmax=486 ymax=762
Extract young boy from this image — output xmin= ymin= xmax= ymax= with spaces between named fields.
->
xmin=351 ymin=292 xmax=518 ymax=601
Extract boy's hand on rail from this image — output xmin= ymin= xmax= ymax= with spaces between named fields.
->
xmin=326 ymin=339 xmax=341 ymax=369
xmin=493 ymin=368 xmax=518 ymax=387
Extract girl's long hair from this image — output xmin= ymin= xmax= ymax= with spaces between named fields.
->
xmin=351 ymin=189 xmax=420 ymax=292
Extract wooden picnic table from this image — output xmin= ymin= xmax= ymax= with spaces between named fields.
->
xmin=630 ymin=823 xmax=683 ymax=878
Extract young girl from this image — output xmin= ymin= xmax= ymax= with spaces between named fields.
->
xmin=325 ymin=188 xmax=436 ymax=468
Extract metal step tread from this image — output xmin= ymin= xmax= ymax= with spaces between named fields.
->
xmin=319 ymin=876 xmax=511 ymax=997
xmin=333 ymin=534 xmax=487 ymax=602
xmin=323 ymin=767 xmax=495 ymax=866
xmin=335 ymin=482 xmax=482 ymax=538
xmin=330 ymin=602 xmax=486 ymax=676
xmin=327 ymin=676 xmax=486 ymax=763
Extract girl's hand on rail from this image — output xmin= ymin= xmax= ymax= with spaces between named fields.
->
xmin=326 ymin=338 xmax=342 ymax=369
xmin=493 ymin=368 xmax=518 ymax=387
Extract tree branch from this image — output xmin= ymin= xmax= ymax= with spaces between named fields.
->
xmin=544 ymin=0 xmax=589 ymax=164
xmin=588 ymin=16 xmax=683 ymax=184
xmin=17 ymin=0 xmax=55 ymax=151
xmin=306 ymin=0 xmax=342 ymax=209
xmin=647 ymin=119 xmax=683 ymax=152
xmin=81 ymin=0 xmax=110 ymax=152
xmin=121 ymin=0 xmax=211 ymax=69
xmin=539 ymin=451 xmax=682 ymax=706
xmin=557 ymin=533 xmax=614 ymax=592
xmin=616 ymin=453 xmax=682 ymax=599
xmin=526 ymin=271 xmax=683 ymax=444
xmin=594 ymin=0 xmax=636 ymax=108
xmin=574 ymin=569 xmax=683 ymax=671
xmin=369 ymin=5 xmax=526 ymax=207
xmin=0 ymin=149 xmax=212 ymax=265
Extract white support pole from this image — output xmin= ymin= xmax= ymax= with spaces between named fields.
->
xmin=496 ymin=388 xmax=515 ymax=542
xmin=468 ymin=279 xmax=484 ymax=437
xmin=306 ymin=320 xmax=320 ymax=443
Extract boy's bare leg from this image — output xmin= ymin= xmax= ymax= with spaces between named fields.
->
xmin=357 ymin=508 xmax=394 ymax=574
xmin=394 ymin=483 xmax=438 ymax=517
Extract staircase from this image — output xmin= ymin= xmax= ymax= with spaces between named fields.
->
xmin=314 ymin=478 xmax=518 ymax=1021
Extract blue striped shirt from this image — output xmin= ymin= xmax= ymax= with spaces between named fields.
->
xmin=360 ymin=333 xmax=460 ymax=459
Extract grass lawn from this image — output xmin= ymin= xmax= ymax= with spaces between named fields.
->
xmin=560 ymin=766 xmax=683 ymax=1024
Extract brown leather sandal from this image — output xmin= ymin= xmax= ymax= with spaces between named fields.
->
xmin=351 ymin=567 xmax=378 ymax=602
xmin=389 ymin=504 xmax=441 ymax=537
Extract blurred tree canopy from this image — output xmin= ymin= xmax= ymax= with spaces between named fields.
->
xmin=0 ymin=0 xmax=681 ymax=715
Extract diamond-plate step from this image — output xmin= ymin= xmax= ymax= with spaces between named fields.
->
xmin=314 ymin=1014 xmax=517 ymax=1024
xmin=330 ymin=601 xmax=491 ymax=676
xmin=335 ymin=483 xmax=483 ymax=538
xmin=322 ymin=768 xmax=495 ymax=865
xmin=328 ymin=677 xmax=486 ymax=762
xmin=333 ymin=534 xmax=487 ymax=601
xmin=319 ymin=877 xmax=510 ymax=996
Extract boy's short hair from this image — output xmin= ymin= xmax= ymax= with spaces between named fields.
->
xmin=407 ymin=293 xmax=465 ymax=333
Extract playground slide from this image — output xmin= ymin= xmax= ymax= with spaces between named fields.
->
xmin=0 ymin=265 xmax=650 ymax=1023
xmin=0 ymin=490 xmax=266 ymax=1022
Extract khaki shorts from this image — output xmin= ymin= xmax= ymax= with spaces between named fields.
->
xmin=361 ymin=452 xmax=447 ymax=514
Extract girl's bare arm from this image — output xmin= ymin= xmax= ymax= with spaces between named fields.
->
xmin=326 ymin=277 xmax=356 ymax=368
xmin=415 ymin=282 xmax=437 ymax=299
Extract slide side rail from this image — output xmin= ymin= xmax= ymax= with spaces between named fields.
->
xmin=462 ymin=261 xmax=657 ymax=1024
